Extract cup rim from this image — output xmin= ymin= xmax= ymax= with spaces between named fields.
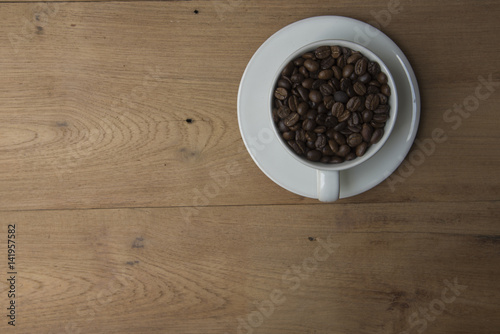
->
xmin=269 ymin=39 xmax=398 ymax=171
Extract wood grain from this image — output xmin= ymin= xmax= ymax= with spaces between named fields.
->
xmin=1 ymin=202 xmax=500 ymax=333
xmin=0 ymin=0 xmax=499 ymax=333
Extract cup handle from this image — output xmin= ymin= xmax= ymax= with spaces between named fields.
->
xmin=317 ymin=170 xmax=340 ymax=202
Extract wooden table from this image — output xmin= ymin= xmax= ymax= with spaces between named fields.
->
xmin=1 ymin=1 xmax=499 ymax=333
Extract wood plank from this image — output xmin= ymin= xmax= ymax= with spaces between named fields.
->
xmin=1 ymin=202 xmax=499 ymax=333
xmin=0 ymin=0 xmax=499 ymax=210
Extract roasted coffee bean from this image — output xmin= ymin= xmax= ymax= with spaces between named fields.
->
xmin=353 ymin=81 xmax=367 ymax=96
xmin=365 ymin=94 xmax=380 ymax=110
xmin=356 ymin=142 xmax=368 ymax=157
xmin=370 ymin=121 xmax=386 ymax=128
xmin=374 ymin=105 xmax=389 ymax=114
xmin=337 ymin=144 xmax=351 ymax=157
xmin=348 ymin=125 xmax=362 ymax=133
xmin=362 ymin=109 xmax=373 ymax=123
xmin=328 ymin=139 xmax=339 ymax=153
xmin=376 ymin=72 xmax=388 ymax=84
xmin=332 ymin=66 xmax=342 ymax=80
xmin=370 ymin=128 xmax=384 ymax=144
xmin=297 ymin=102 xmax=309 ymax=116
xmin=299 ymin=66 xmax=309 ymax=78
xmin=367 ymin=61 xmax=381 ymax=75
xmin=297 ymin=86 xmax=309 ymax=101
xmin=324 ymin=95 xmax=335 ymax=109
xmin=342 ymin=64 xmax=354 ymax=78
xmin=352 ymin=112 xmax=361 ymax=125
xmin=347 ymin=53 xmax=362 ymax=64
xmin=349 ymin=72 xmax=358 ymax=82
xmin=277 ymin=78 xmax=292 ymax=90
xmin=302 ymin=78 xmax=314 ymax=90
xmin=320 ymin=156 xmax=331 ymax=163
xmin=333 ymin=121 xmax=347 ymax=132
xmin=367 ymin=85 xmax=380 ymax=95
xmin=333 ymin=131 xmax=346 ymax=145
xmin=334 ymin=91 xmax=349 ymax=104
xmin=278 ymin=120 xmax=288 ymax=132
xmin=361 ymin=123 xmax=373 ymax=142
xmin=282 ymin=62 xmax=294 ymax=77
xmin=337 ymin=54 xmax=346 ymax=68
xmin=355 ymin=57 xmax=368 ymax=75
xmin=288 ymin=140 xmax=304 ymax=155
xmin=346 ymin=96 xmax=362 ymax=111
xmin=321 ymin=57 xmax=335 ymax=69
xmin=303 ymin=118 xmax=316 ymax=131
xmin=291 ymin=72 xmax=305 ymax=83
xmin=288 ymin=96 xmax=299 ymax=112
xmin=330 ymin=45 xmax=342 ymax=58
xmin=332 ymin=102 xmax=345 ymax=117
xmin=358 ymin=73 xmax=371 ymax=84
xmin=318 ymin=84 xmax=333 ymax=97
xmin=377 ymin=93 xmax=388 ymax=105
xmin=341 ymin=47 xmax=352 ymax=57
xmin=345 ymin=152 xmax=357 ymax=161
xmin=283 ymin=131 xmax=295 ymax=141
xmin=274 ymin=87 xmax=288 ymax=100
xmin=340 ymin=78 xmax=352 ymax=91
xmin=315 ymin=134 xmax=327 ymax=149
xmin=309 ymin=90 xmax=323 ymax=103
xmin=380 ymin=84 xmax=391 ymax=96
xmin=322 ymin=145 xmax=335 ymax=156
xmin=284 ymin=112 xmax=300 ymax=127
xmin=318 ymin=69 xmax=333 ymax=80
xmin=373 ymin=113 xmax=388 ymax=122
xmin=277 ymin=106 xmax=291 ymax=118
xmin=347 ymin=133 xmax=363 ymax=147
xmin=317 ymin=104 xmax=328 ymax=114
xmin=306 ymin=141 xmax=316 ymax=149
xmin=315 ymin=46 xmax=331 ymax=59
xmin=330 ymin=77 xmax=341 ymax=90
xmin=311 ymin=79 xmax=325 ymax=90
xmin=346 ymin=85 xmax=356 ymax=98
xmin=307 ymin=150 xmax=322 ymax=161
xmin=304 ymin=59 xmax=319 ymax=72
xmin=306 ymin=109 xmax=318 ymax=120
xmin=325 ymin=116 xmax=337 ymax=128
xmin=316 ymin=113 xmax=327 ymax=126
xmin=341 ymin=128 xmax=352 ymax=136
xmin=313 ymin=126 xmax=326 ymax=134
xmin=305 ymin=131 xmax=317 ymax=142
xmin=330 ymin=156 xmax=344 ymax=163
xmin=272 ymin=108 xmax=279 ymax=123
xmin=295 ymin=128 xmax=306 ymax=142
xmin=368 ymin=80 xmax=381 ymax=88
xmin=337 ymin=110 xmax=351 ymax=122
xmin=289 ymin=123 xmax=301 ymax=131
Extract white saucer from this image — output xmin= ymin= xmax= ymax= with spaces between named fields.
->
xmin=237 ymin=16 xmax=420 ymax=199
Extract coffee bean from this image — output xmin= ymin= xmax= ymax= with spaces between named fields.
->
xmin=272 ymin=108 xmax=279 ymax=123
xmin=316 ymin=113 xmax=327 ymax=126
xmin=295 ymin=128 xmax=306 ymax=142
xmin=367 ymin=85 xmax=380 ymax=95
xmin=317 ymin=104 xmax=328 ymax=114
xmin=331 ymin=102 xmax=345 ymax=117
xmin=333 ymin=91 xmax=349 ymax=104
xmin=305 ymin=131 xmax=317 ymax=142
xmin=337 ymin=54 xmax=346 ymax=68
xmin=370 ymin=128 xmax=384 ymax=144
xmin=322 ymin=145 xmax=335 ymax=156
xmin=355 ymin=57 xmax=368 ymax=75
xmin=380 ymin=84 xmax=391 ymax=96
xmin=345 ymin=152 xmax=357 ymax=161
xmin=342 ymin=64 xmax=354 ymax=78
xmin=355 ymin=142 xmax=368 ymax=157
xmin=367 ymin=61 xmax=381 ymax=75
xmin=330 ymin=156 xmax=344 ymax=163
xmin=346 ymin=96 xmax=362 ymax=111
xmin=291 ymin=72 xmax=305 ymax=83
xmin=283 ymin=131 xmax=295 ymax=141
xmin=377 ymin=93 xmax=388 ymax=105
xmin=288 ymin=96 xmax=299 ymax=111
xmin=277 ymin=78 xmax=292 ymax=90
xmin=358 ymin=73 xmax=371 ymax=84
xmin=374 ymin=105 xmax=389 ymax=114
xmin=365 ymin=94 xmax=380 ymax=110
xmin=288 ymin=140 xmax=303 ymax=155
xmin=320 ymin=156 xmax=330 ymax=163
xmin=330 ymin=45 xmax=342 ymax=58
xmin=376 ymin=72 xmax=388 ymax=84
xmin=306 ymin=109 xmax=318 ymax=120
xmin=323 ymin=95 xmax=335 ymax=109
xmin=311 ymin=79 xmax=324 ymax=90
xmin=302 ymin=78 xmax=314 ymax=90
xmin=315 ymin=134 xmax=327 ymax=149
xmin=277 ymin=106 xmax=291 ymax=118
xmin=321 ymin=57 xmax=335 ymax=69
xmin=347 ymin=53 xmax=362 ymax=64
xmin=346 ymin=85 xmax=356 ymax=98
xmin=341 ymin=47 xmax=352 ymax=57
xmin=297 ymin=86 xmax=309 ymax=101
xmin=313 ymin=126 xmax=326 ymax=134
xmin=307 ymin=150 xmax=322 ymax=161
xmin=347 ymin=133 xmax=363 ymax=147
xmin=303 ymin=118 xmax=316 ymax=131
xmin=328 ymin=139 xmax=339 ymax=153
xmin=284 ymin=112 xmax=300 ymax=127
xmin=333 ymin=131 xmax=346 ymax=145
xmin=349 ymin=72 xmax=358 ymax=82
xmin=340 ymin=78 xmax=351 ymax=92
xmin=362 ymin=110 xmax=373 ymax=123
xmin=297 ymin=102 xmax=309 ymax=116
xmin=318 ymin=69 xmax=334 ymax=80
xmin=332 ymin=66 xmax=342 ymax=80
xmin=352 ymin=112 xmax=361 ymax=125
xmin=299 ymin=66 xmax=309 ymax=78
xmin=309 ymin=90 xmax=323 ymax=103
xmin=289 ymin=123 xmax=300 ymax=131
xmin=361 ymin=123 xmax=373 ymax=142
xmin=370 ymin=121 xmax=386 ymax=128
xmin=307 ymin=141 xmax=316 ymax=149
xmin=337 ymin=110 xmax=351 ymax=123
xmin=315 ymin=46 xmax=331 ymax=59
xmin=373 ymin=113 xmax=388 ymax=122
xmin=282 ymin=62 xmax=294 ymax=77
xmin=337 ymin=144 xmax=351 ymax=157
xmin=353 ymin=81 xmax=366 ymax=96
xmin=304 ymin=59 xmax=319 ymax=72
xmin=278 ymin=120 xmax=288 ymax=132
xmin=274 ymin=87 xmax=288 ymax=100
xmin=333 ymin=121 xmax=346 ymax=132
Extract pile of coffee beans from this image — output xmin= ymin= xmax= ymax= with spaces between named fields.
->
xmin=272 ymin=45 xmax=392 ymax=163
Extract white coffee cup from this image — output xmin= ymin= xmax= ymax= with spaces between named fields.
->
xmin=269 ymin=40 xmax=398 ymax=202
